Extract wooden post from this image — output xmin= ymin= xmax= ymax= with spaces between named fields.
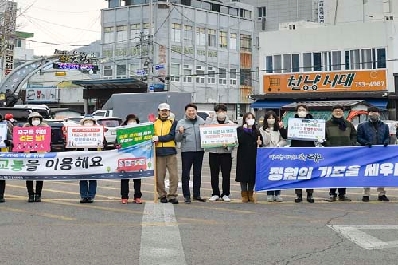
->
xmin=153 ymin=141 xmax=158 ymax=203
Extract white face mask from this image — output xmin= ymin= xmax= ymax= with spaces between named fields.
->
xmin=84 ymin=122 xmax=94 ymax=126
xmin=298 ymin=111 xmax=307 ymax=118
xmin=267 ymin=119 xmax=275 ymax=125
xmin=32 ymin=119 xmax=40 ymax=126
xmin=127 ymin=121 xmax=137 ymax=125
xmin=246 ymin=118 xmax=255 ymax=126
xmin=217 ymin=112 xmax=226 ymax=120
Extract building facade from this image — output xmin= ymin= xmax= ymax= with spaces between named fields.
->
xmin=102 ymin=0 xmax=255 ymax=118
xmin=0 ymin=0 xmax=17 ymax=81
xmin=13 ymin=31 xmax=34 ymax=69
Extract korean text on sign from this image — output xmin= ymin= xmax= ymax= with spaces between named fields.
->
xmin=116 ymin=123 xmax=154 ymax=148
xmin=200 ymin=124 xmax=238 ymax=148
xmin=12 ymin=126 xmax=51 ymax=152
xmin=287 ymin=118 xmax=326 ymax=141
xmin=65 ymin=126 xmax=104 ymax=148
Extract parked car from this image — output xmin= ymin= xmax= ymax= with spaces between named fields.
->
xmin=94 ymin=117 xmax=123 ymax=148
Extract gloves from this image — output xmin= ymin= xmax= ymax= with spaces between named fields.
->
xmin=115 ymin=144 xmax=121 ymax=149
xmin=152 ymin=136 xmax=159 ymax=142
xmin=3 ymin=140 xmax=10 ymax=147
xmin=365 ymin=143 xmax=372 ymax=148
xmin=384 ymin=142 xmax=388 ymax=147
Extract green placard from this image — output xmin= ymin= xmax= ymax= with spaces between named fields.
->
xmin=116 ymin=123 xmax=154 ymax=148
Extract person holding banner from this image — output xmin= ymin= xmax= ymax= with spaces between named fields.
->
xmin=324 ymin=105 xmax=357 ymax=202
xmin=259 ymin=111 xmax=286 ymax=202
xmin=236 ymin=112 xmax=263 ymax=203
xmin=206 ymin=104 xmax=235 ymax=202
xmin=289 ymin=104 xmax=316 ymax=203
xmin=175 ymin=103 xmax=206 ymax=204
xmin=0 ymin=114 xmax=13 ymax=203
xmin=118 ymin=114 xmax=143 ymax=204
xmin=24 ymin=112 xmax=49 ymax=202
xmin=357 ymin=106 xmax=390 ymax=202
xmin=153 ymin=103 xmax=179 ymax=204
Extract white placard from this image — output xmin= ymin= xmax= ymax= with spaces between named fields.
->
xmin=65 ymin=125 xmax=104 ymax=148
xmin=287 ymin=118 xmax=326 ymax=141
xmin=0 ymin=122 xmax=8 ymax=148
xmin=199 ymin=124 xmax=238 ymax=148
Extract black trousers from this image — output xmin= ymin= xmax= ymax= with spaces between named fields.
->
xmin=295 ymin=189 xmax=314 ymax=195
xmin=0 ymin=180 xmax=5 ymax=197
xmin=121 ymin=179 xmax=142 ymax=199
xmin=209 ymin=153 xmax=232 ymax=197
xmin=181 ymin=151 xmax=204 ymax=198
xmin=330 ymin=188 xmax=346 ymax=196
xmin=26 ymin=181 xmax=43 ymax=195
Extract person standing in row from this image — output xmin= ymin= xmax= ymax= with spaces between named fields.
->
xmin=324 ymin=105 xmax=357 ymax=202
xmin=119 ymin=114 xmax=143 ymax=204
xmin=357 ymin=106 xmax=390 ymax=202
xmin=207 ymin=104 xmax=234 ymax=202
xmin=259 ymin=110 xmax=286 ymax=202
xmin=236 ymin=112 xmax=262 ymax=203
xmin=175 ymin=103 xmax=206 ymax=204
xmin=153 ymin=103 xmax=179 ymax=204
xmin=24 ymin=112 xmax=49 ymax=202
xmin=0 ymin=114 xmax=13 ymax=203
xmin=290 ymin=105 xmax=315 ymax=203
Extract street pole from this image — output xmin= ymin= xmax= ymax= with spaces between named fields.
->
xmin=148 ymin=0 xmax=154 ymax=93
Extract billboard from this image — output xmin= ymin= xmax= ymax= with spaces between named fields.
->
xmin=263 ymin=69 xmax=387 ymax=94
xmin=25 ymin=87 xmax=58 ymax=103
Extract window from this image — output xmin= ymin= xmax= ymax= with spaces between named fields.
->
xmin=102 ymin=45 xmax=113 ymax=58
xmin=258 ymin=6 xmax=266 ymax=18
xmin=240 ymin=69 xmax=252 ymax=86
xmin=104 ymin=27 xmax=114 ymax=43
xmin=171 ymin=23 xmax=181 ymax=43
xmin=103 ymin=65 xmax=113 ymax=77
xmin=292 ymin=54 xmax=300 ymax=72
xmin=376 ymin=48 xmax=386 ymax=68
xmin=196 ymin=66 xmax=205 ymax=83
xmin=130 ymin=24 xmax=140 ymax=41
xmin=170 ymin=64 xmax=180 ymax=82
xmin=345 ymin=51 xmax=350 ymax=70
xmin=240 ymin=34 xmax=252 ymax=52
xmin=115 ymin=45 xmax=127 ymax=57
xmin=143 ymin=23 xmax=154 ymax=36
xmin=116 ymin=25 xmax=127 ymax=42
xmin=116 ymin=64 xmax=127 ymax=78
xmin=14 ymin=39 xmax=22 ymax=48
xmin=184 ymin=25 xmax=193 ymax=45
xmin=196 ymin=28 xmax=206 ymax=46
xmin=208 ymin=67 xmax=216 ymax=84
xmin=322 ymin=51 xmax=331 ymax=71
xmin=361 ymin=49 xmax=372 ymax=69
xmin=219 ymin=68 xmax=227 ymax=85
xmin=273 ymin=55 xmax=281 ymax=73
xmin=230 ymin=69 xmax=237 ymax=85
xmin=265 ymin=56 xmax=273 ymax=73
xmin=282 ymin=54 xmax=291 ymax=73
xmin=183 ymin=65 xmax=192 ymax=83
xmin=219 ymin=31 xmax=227 ymax=49
xmin=313 ymin=52 xmax=322 ymax=71
xmin=303 ymin=53 xmax=312 ymax=71
xmin=229 ymin=33 xmax=237 ymax=50
xmin=208 ymin=29 xmax=216 ymax=47
xmin=332 ymin=51 xmax=341 ymax=70
xmin=129 ymin=63 xmax=140 ymax=77
xmin=349 ymin=49 xmax=360 ymax=69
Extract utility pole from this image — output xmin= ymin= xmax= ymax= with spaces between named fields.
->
xmin=147 ymin=0 xmax=154 ymax=93
xmin=0 ymin=0 xmax=17 ymax=81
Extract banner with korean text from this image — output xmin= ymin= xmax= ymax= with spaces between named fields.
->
xmin=116 ymin=123 xmax=154 ymax=148
xmin=13 ymin=126 xmax=51 ymax=152
xmin=255 ymin=146 xmax=398 ymax=191
xmin=0 ymin=141 xmax=154 ymax=180
xmin=200 ymin=124 xmax=238 ymax=148
xmin=65 ymin=126 xmax=104 ymax=148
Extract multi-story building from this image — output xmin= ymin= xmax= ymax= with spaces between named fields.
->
xmin=102 ymin=0 xmax=256 ymax=118
xmin=13 ymin=31 xmax=34 ymax=69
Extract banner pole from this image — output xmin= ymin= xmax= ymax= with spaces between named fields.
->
xmin=153 ymin=141 xmax=158 ymax=203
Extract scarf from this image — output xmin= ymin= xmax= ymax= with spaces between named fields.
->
xmin=332 ymin=117 xmax=346 ymax=131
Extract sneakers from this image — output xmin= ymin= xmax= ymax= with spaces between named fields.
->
xmin=28 ymin=194 xmax=35 ymax=203
xmin=168 ymin=198 xmax=179 ymax=204
xmin=294 ymin=195 xmax=303 ymax=203
xmin=326 ymin=194 xmax=337 ymax=202
xmin=209 ymin=195 xmax=220 ymax=201
xmin=267 ymin=195 xmax=274 ymax=202
xmin=378 ymin=195 xmax=389 ymax=201
xmin=121 ymin=199 xmax=128 ymax=204
xmin=362 ymin=196 xmax=370 ymax=202
xmin=34 ymin=194 xmax=41 ymax=202
xmin=80 ymin=198 xmax=88 ymax=203
xmin=160 ymin=196 xmax=168 ymax=203
xmin=184 ymin=196 xmax=191 ymax=204
xmin=222 ymin=195 xmax=231 ymax=202
xmin=134 ymin=198 xmax=143 ymax=204
xmin=274 ymin=195 xmax=283 ymax=202
xmin=86 ymin=198 xmax=94 ymax=203
xmin=338 ymin=195 xmax=351 ymax=201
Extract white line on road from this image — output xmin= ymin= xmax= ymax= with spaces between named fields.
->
xmin=328 ymin=225 xmax=398 ymax=250
xmin=140 ymin=203 xmax=187 ymax=265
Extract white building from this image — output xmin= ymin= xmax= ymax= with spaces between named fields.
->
xmin=13 ymin=31 xmax=34 ymax=69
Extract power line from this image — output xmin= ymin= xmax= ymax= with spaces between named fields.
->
xmin=30 ymin=6 xmax=99 ymax=14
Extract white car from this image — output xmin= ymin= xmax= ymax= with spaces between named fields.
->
xmin=94 ymin=117 xmax=123 ymax=147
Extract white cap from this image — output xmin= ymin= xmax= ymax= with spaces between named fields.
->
xmin=158 ymin=103 xmax=170 ymax=111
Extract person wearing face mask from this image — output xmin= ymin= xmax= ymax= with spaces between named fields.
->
xmin=206 ymin=104 xmax=235 ymax=202
xmin=175 ymin=103 xmax=206 ymax=204
xmin=0 ymin=113 xmax=13 ymax=203
xmin=357 ymin=106 xmax=390 ymax=202
xmin=236 ymin=112 xmax=263 ymax=203
xmin=289 ymin=104 xmax=316 ymax=203
xmin=324 ymin=105 xmax=357 ymax=202
xmin=24 ymin=112 xmax=49 ymax=202
xmin=153 ymin=103 xmax=179 ymax=204
xmin=259 ymin=110 xmax=286 ymax=202
xmin=116 ymin=114 xmax=143 ymax=204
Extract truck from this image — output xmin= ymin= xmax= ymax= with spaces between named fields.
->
xmin=99 ymin=92 xmax=192 ymax=121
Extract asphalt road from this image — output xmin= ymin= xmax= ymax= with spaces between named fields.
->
xmin=2 ymin=152 xmax=398 ymax=265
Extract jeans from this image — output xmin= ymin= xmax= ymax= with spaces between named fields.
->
xmin=209 ymin=153 xmax=232 ymax=197
xmin=121 ymin=179 xmax=142 ymax=199
xmin=80 ymin=180 xmax=97 ymax=199
xmin=26 ymin=181 xmax=43 ymax=195
xmin=267 ymin=190 xmax=281 ymax=196
xmin=330 ymin=188 xmax=346 ymax=196
xmin=181 ymin=151 xmax=204 ymax=198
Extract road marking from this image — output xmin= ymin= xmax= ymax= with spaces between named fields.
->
xmin=328 ymin=225 xmax=398 ymax=250
xmin=140 ymin=202 xmax=187 ymax=265
xmin=0 ymin=206 xmax=76 ymax=221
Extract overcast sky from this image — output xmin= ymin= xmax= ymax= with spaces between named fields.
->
xmin=15 ymin=0 xmax=108 ymax=56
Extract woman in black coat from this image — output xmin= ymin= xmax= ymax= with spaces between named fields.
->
xmin=236 ymin=112 xmax=263 ymax=203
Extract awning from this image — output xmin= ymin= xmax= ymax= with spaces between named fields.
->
xmin=366 ymin=99 xmax=388 ymax=110
xmin=251 ymin=100 xmax=293 ymax=109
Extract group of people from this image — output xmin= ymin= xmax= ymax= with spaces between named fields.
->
xmin=0 ymin=102 xmax=391 ymax=205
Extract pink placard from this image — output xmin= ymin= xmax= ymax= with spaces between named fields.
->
xmin=13 ymin=126 xmax=51 ymax=152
